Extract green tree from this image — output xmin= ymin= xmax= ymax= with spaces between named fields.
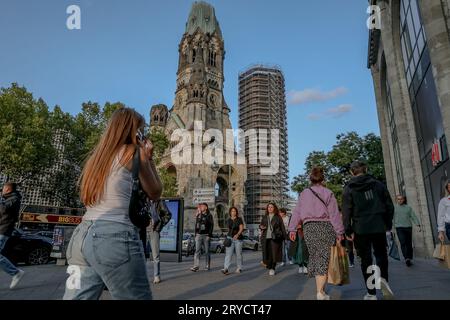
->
xmin=44 ymin=101 xmax=125 ymax=207
xmin=291 ymin=131 xmax=386 ymax=206
xmin=0 ymin=83 xmax=56 ymax=184
xmin=148 ymin=127 xmax=178 ymax=197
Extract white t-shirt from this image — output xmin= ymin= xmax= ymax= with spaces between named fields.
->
xmin=437 ymin=197 xmax=450 ymax=232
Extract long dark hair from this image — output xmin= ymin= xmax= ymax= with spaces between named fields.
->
xmin=265 ymin=202 xmax=279 ymax=216
xmin=229 ymin=206 xmax=239 ymax=218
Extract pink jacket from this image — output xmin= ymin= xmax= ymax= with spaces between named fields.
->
xmin=288 ymin=185 xmax=344 ymax=235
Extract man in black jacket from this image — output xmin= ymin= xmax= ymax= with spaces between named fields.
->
xmin=190 ymin=203 xmax=214 ymax=272
xmin=342 ymin=161 xmax=395 ymax=300
xmin=0 ymin=182 xmax=25 ymax=289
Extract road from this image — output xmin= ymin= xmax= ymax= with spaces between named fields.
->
xmin=1 ymin=251 xmax=449 ymax=300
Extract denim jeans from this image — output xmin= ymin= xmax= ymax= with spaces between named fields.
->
xmin=0 ymin=234 xmax=19 ymax=276
xmin=63 ymin=220 xmax=152 ymax=300
xmin=148 ymin=229 xmax=160 ymax=278
xmin=194 ymin=234 xmax=210 ymax=268
xmin=224 ymin=239 xmax=243 ymax=270
xmin=282 ymin=240 xmax=291 ymax=263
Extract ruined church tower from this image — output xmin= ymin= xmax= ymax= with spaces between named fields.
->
xmin=156 ymin=1 xmax=246 ymax=232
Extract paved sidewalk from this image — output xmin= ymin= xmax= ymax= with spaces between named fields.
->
xmin=0 ymin=251 xmax=449 ymax=300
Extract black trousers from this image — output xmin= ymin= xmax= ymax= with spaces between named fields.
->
xmin=396 ymin=227 xmax=413 ymax=260
xmin=354 ymin=233 xmax=389 ymax=295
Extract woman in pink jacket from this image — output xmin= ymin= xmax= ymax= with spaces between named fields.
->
xmin=288 ymin=167 xmax=344 ymax=300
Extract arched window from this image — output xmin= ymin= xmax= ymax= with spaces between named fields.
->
xmin=192 ymin=49 xmax=196 ymax=63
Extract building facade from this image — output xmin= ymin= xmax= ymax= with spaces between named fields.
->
xmin=150 ymin=1 xmax=246 ymax=232
xmin=368 ymin=0 xmax=450 ymax=256
xmin=238 ymin=66 xmax=289 ymax=235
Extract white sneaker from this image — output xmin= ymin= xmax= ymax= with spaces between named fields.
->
xmin=363 ymin=293 xmax=378 ymax=300
xmin=280 ymin=262 xmax=285 ymax=267
xmin=380 ymin=279 xmax=395 ymax=300
xmin=316 ymin=292 xmax=330 ymax=300
xmin=298 ymin=266 xmax=303 ymax=274
xmin=302 ymin=266 xmax=308 ymax=274
xmin=10 ymin=269 xmax=25 ymax=289
xmin=289 ymin=261 xmax=294 ymax=265
xmin=269 ymin=269 xmax=275 ymax=276
xmin=153 ymin=276 xmax=161 ymax=284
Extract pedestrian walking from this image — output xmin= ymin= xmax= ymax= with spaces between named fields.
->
xmin=259 ymin=203 xmax=286 ymax=276
xmin=342 ymin=160 xmax=395 ymax=300
xmin=340 ymin=210 xmax=355 ymax=268
xmin=191 ymin=203 xmax=214 ymax=272
xmin=394 ymin=195 xmax=421 ymax=267
xmin=221 ymin=207 xmax=244 ymax=275
xmin=148 ymin=201 xmax=162 ymax=284
xmin=0 ymin=182 xmax=25 ymax=289
xmin=438 ymin=181 xmax=450 ymax=243
xmin=279 ymin=208 xmax=293 ymax=266
xmin=344 ymin=238 xmax=355 ymax=268
xmin=290 ymin=223 xmax=308 ymax=274
xmin=63 ymin=107 xmax=163 ymax=300
xmin=288 ymin=167 xmax=345 ymax=300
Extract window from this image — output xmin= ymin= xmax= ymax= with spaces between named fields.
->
xmin=400 ymin=0 xmax=426 ymax=86
xmin=209 ymin=51 xmax=216 ymax=67
xmin=192 ymin=49 xmax=196 ymax=63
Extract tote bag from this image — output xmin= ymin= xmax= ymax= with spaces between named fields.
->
xmin=327 ymin=242 xmax=350 ymax=285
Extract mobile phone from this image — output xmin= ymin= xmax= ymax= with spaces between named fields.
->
xmin=136 ymin=130 xmax=144 ymax=143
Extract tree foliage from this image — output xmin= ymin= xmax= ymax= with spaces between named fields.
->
xmin=291 ymin=131 xmax=385 ymax=205
xmin=148 ymin=127 xmax=178 ymax=197
xmin=0 ymin=83 xmax=56 ymax=183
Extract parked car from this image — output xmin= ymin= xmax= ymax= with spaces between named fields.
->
xmin=182 ymin=233 xmax=195 ymax=257
xmin=25 ymin=230 xmax=55 ymax=239
xmin=2 ymin=228 xmax=54 ymax=265
xmin=210 ymin=237 xmax=225 ymax=253
xmin=242 ymin=235 xmax=259 ymax=251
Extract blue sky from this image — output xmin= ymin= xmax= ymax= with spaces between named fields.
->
xmin=0 ymin=0 xmax=380 ymax=187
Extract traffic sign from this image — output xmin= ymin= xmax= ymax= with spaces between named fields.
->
xmin=192 ymin=196 xmax=215 ymax=204
xmin=193 ymin=188 xmax=215 ymax=196
xmin=20 ymin=213 xmax=82 ymax=225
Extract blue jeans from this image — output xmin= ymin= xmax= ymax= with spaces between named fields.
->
xmin=224 ymin=239 xmax=243 ymax=270
xmin=148 ymin=229 xmax=160 ymax=278
xmin=63 ymin=220 xmax=151 ymax=300
xmin=194 ymin=234 xmax=210 ymax=268
xmin=282 ymin=240 xmax=291 ymax=263
xmin=0 ymin=234 xmax=19 ymax=276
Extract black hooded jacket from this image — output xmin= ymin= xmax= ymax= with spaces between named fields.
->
xmin=0 ymin=191 xmax=22 ymax=236
xmin=194 ymin=210 xmax=214 ymax=237
xmin=342 ymin=175 xmax=394 ymax=236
